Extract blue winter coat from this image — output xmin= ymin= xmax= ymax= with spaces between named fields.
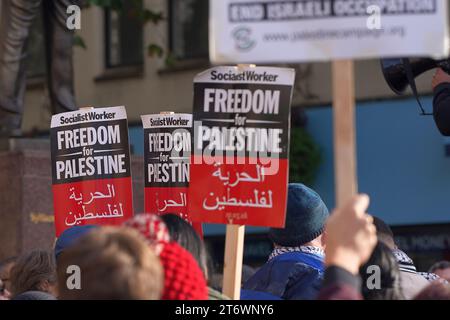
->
xmin=241 ymin=251 xmax=324 ymax=300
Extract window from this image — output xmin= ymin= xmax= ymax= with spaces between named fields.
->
xmin=169 ymin=0 xmax=209 ymax=60
xmin=104 ymin=1 xmax=144 ymax=68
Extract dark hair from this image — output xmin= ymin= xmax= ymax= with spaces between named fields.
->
xmin=372 ymin=216 xmax=395 ymax=248
xmin=9 ymin=250 xmax=56 ymax=298
xmin=429 ymin=261 xmax=450 ymax=273
xmin=160 ymin=214 xmax=208 ymax=278
xmin=359 ymin=241 xmax=404 ymax=300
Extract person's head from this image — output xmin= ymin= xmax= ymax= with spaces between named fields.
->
xmin=359 ymin=241 xmax=404 ymax=300
xmin=428 ymin=261 xmax=450 ymax=281
xmin=160 ymin=214 xmax=208 ymax=279
xmin=123 ymin=213 xmax=171 ymax=254
xmin=54 ymin=225 xmax=99 ymax=262
xmin=57 ymin=226 xmax=163 ymax=300
xmin=269 ymin=183 xmax=329 ymax=248
xmin=159 ymin=242 xmax=209 ymax=300
xmin=372 ymin=216 xmax=396 ymax=250
xmin=12 ymin=291 xmax=57 ymax=300
xmin=0 ymin=256 xmax=17 ymax=295
xmin=9 ymin=250 xmax=57 ymax=298
xmin=125 ymin=214 xmax=208 ymax=300
xmin=415 ymin=281 xmax=450 ymax=300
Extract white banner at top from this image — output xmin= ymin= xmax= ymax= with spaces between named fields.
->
xmin=209 ymin=0 xmax=449 ymax=64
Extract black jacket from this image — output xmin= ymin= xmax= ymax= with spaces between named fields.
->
xmin=433 ymin=83 xmax=450 ymax=136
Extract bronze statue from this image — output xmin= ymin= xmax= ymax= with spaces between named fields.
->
xmin=0 ymin=0 xmax=81 ymax=137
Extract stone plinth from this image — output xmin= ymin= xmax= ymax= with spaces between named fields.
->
xmin=0 ymin=138 xmax=144 ymax=260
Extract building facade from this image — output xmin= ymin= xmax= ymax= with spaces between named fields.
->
xmin=1 ymin=0 xmax=449 ymax=269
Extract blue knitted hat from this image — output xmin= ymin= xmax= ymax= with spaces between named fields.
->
xmin=269 ymin=183 xmax=329 ymax=246
xmin=55 ymin=225 xmax=98 ymax=259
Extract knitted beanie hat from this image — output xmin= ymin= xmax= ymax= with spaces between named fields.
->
xmin=269 ymin=183 xmax=329 ymax=247
xmin=54 ymin=225 xmax=98 ymax=259
xmin=123 ymin=213 xmax=170 ymax=255
xmin=159 ymin=242 xmax=208 ymax=300
xmin=124 ymin=213 xmax=208 ymax=300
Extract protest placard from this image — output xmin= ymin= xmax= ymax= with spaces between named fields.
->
xmin=189 ymin=66 xmax=295 ymax=227
xmin=141 ymin=113 xmax=203 ymax=236
xmin=50 ymin=106 xmax=133 ymax=236
xmin=210 ymin=0 xmax=449 ymax=63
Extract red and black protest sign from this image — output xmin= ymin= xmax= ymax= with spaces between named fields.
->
xmin=141 ymin=113 xmax=203 ymax=236
xmin=189 ymin=66 xmax=295 ymax=227
xmin=51 ymin=106 xmax=133 ymax=236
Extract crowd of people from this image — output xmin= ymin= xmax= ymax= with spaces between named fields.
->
xmin=1 ymin=183 xmax=450 ymax=300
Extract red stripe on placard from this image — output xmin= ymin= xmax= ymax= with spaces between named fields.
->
xmin=53 ymin=177 xmax=134 ymax=236
xmin=144 ymin=187 xmax=203 ymax=237
xmin=189 ymin=155 xmax=288 ymax=227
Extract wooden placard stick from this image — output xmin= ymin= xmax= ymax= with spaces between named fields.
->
xmin=332 ymin=60 xmax=358 ymax=206
xmin=222 ymin=224 xmax=245 ymax=299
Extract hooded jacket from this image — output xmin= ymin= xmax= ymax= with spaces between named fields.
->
xmin=241 ymin=249 xmax=324 ymax=300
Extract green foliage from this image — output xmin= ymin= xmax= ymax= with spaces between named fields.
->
xmin=147 ymin=44 xmax=164 ymax=58
xmin=139 ymin=9 xmax=164 ymax=24
xmin=73 ymin=35 xmax=87 ymax=49
xmin=164 ymin=52 xmax=177 ymax=68
xmin=289 ymin=126 xmax=322 ymax=186
xmin=85 ymin=0 xmax=124 ymax=11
